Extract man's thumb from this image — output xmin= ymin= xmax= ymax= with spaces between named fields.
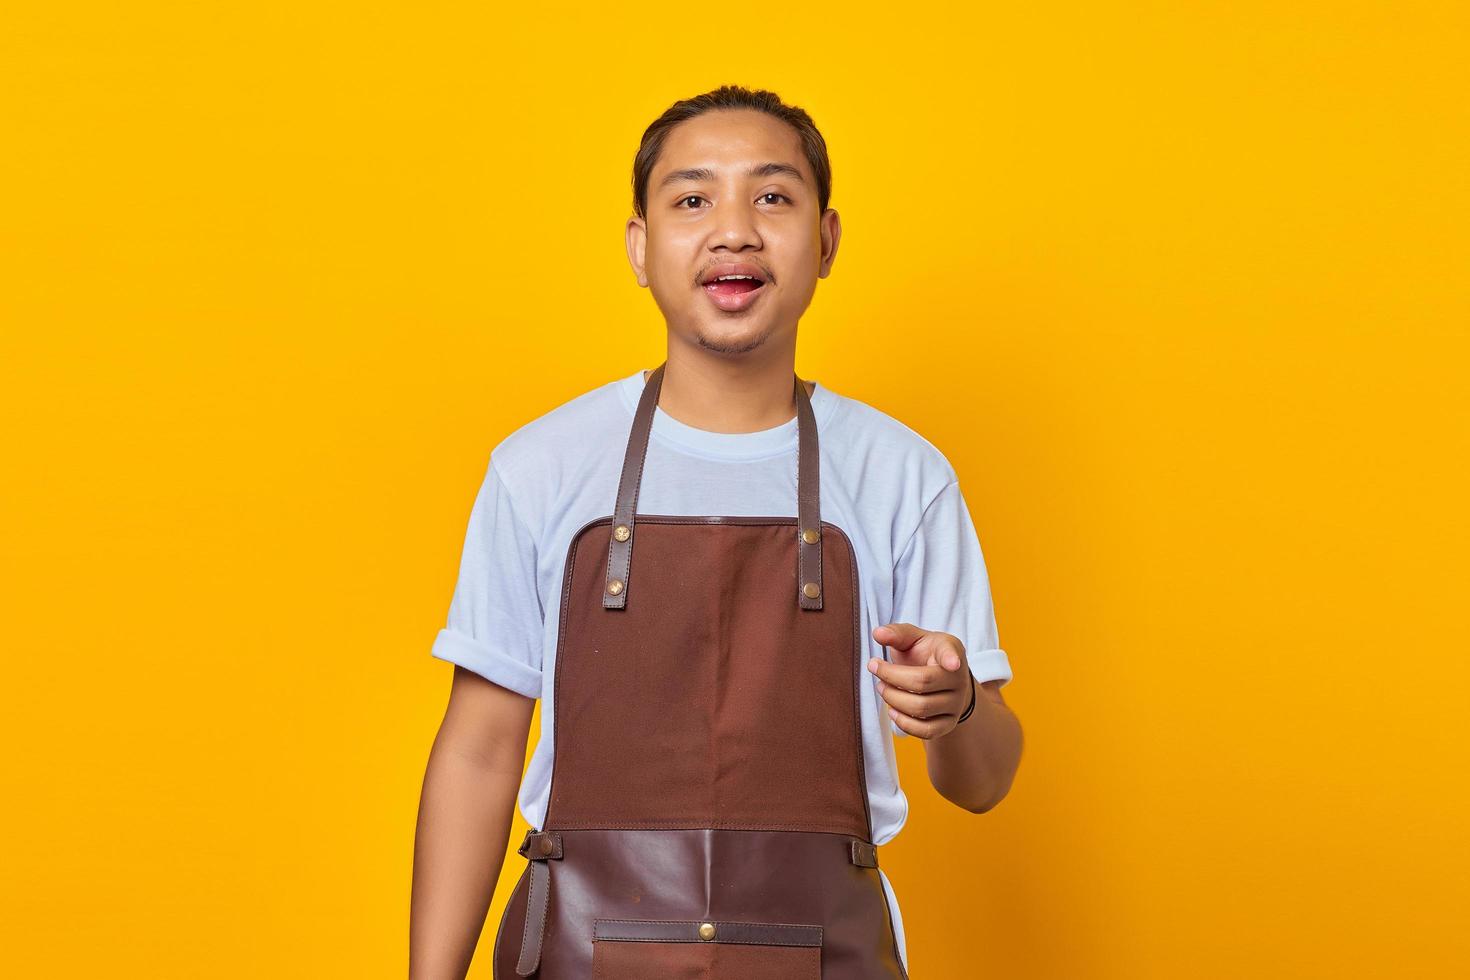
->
xmin=935 ymin=646 xmax=965 ymax=672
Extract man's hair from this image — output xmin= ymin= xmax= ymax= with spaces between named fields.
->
xmin=631 ymin=84 xmax=832 ymax=220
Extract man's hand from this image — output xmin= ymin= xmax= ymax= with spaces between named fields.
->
xmin=868 ymin=621 xmax=972 ymax=740
xmin=870 ymin=621 xmax=1023 ymax=813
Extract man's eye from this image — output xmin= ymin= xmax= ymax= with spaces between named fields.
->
xmin=678 ymin=193 xmax=789 ymax=208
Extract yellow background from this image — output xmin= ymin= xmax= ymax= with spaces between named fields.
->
xmin=3 ymin=2 xmax=1466 ymax=977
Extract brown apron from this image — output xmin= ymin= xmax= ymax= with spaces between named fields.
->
xmin=492 ymin=362 xmax=909 ymax=979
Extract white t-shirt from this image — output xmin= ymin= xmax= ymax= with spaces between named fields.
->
xmin=433 ymin=367 xmax=1014 ymax=972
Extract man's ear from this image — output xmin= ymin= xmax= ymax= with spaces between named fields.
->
xmin=625 ymin=215 xmax=648 ymax=287
xmin=818 ymin=207 xmax=841 ymax=279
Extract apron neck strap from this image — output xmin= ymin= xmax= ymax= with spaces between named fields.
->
xmin=602 ymin=362 xmax=825 ymax=611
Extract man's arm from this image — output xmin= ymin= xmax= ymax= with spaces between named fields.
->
xmin=921 ymin=678 xmax=1022 ymax=813
xmin=410 ymin=666 xmax=535 ymax=980
xmin=870 ymin=622 xmax=1023 ymax=814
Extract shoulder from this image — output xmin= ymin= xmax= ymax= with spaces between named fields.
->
xmin=819 ymin=385 xmax=959 ymax=496
xmin=484 ymin=373 xmax=630 ymax=502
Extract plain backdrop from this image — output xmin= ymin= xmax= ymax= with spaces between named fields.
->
xmin=2 ymin=3 xmax=1467 ymax=977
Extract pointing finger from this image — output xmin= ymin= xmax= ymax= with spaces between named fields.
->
xmin=872 ymin=622 xmax=926 ymax=653
xmin=867 ymin=658 xmax=950 ymax=694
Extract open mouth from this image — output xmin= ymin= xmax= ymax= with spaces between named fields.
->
xmin=698 ymin=263 xmax=770 ymax=311
xmin=704 ymin=276 xmax=764 ymax=297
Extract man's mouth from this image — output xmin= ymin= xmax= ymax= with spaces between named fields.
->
xmin=704 ymin=277 xmax=764 ymax=296
xmin=698 ymin=262 xmax=770 ymax=310
xmin=700 ymin=262 xmax=769 ymax=293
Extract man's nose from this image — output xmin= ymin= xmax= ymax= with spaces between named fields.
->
xmin=708 ymin=197 xmax=761 ymax=249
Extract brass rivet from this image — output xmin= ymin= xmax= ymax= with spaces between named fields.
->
xmin=607 ymin=579 xmax=624 ymax=596
xmin=803 ymin=582 xmax=820 ymax=599
xmin=698 ymin=922 xmax=716 ymax=941
xmin=801 ymin=528 xmax=820 ymax=544
xmin=613 ymin=524 xmax=630 ymax=542
xmin=536 ymin=836 xmax=554 ymax=857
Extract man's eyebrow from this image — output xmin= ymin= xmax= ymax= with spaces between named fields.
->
xmin=657 ymin=162 xmax=807 ymax=188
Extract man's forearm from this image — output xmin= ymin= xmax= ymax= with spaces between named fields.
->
xmin=409 ymin=735 xmax=524 ymax=980
xmin=923 ymin=680 xmax=1023 ymax=813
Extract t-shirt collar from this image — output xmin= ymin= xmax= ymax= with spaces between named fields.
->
xmin=616 ymin=367 xmax=834 ymax=462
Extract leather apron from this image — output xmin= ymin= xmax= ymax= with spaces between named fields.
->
xmin=492 ymin=362 xmax=909 ymax=979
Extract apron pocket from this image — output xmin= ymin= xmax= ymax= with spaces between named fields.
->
xmin=592 ymin=917 xmax=822 ymax=980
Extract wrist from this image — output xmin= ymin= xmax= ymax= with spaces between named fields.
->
xmin=954 ymin=673 xmax=977 ymax=725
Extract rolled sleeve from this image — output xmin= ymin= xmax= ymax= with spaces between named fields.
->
xmin=431 ymin=627 xmax=543 ymax=700
xmin=431 ymin=456 xmax=545 ymax=699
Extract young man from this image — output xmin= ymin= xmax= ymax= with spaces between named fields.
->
xmin=410 ymin=85 xmax=1023 ymax=979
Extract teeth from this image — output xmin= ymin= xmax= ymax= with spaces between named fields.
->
xmin=714 ymin=274 xmax=757 ymax=282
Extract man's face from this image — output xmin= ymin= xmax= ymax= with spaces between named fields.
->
xmin=626 ymin=108 xmax=840 ymax=358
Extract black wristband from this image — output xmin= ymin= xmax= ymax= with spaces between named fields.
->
xmin=955 ymin=673 xmax=977 ymax=725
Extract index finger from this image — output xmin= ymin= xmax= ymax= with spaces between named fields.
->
xmin=869 ymin=658 xmax=948 ymax=694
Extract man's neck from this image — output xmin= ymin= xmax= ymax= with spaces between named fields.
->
xmin=642 ymin=363 xmax=814 ymax=435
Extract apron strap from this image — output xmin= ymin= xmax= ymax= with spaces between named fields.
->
xmin=794 ymin=364 xmax=824 ymax=610
xmin=603 ymin=362 xmax=825 ymax=611
xmin=514 ymin=830 xmax=563 ymax=976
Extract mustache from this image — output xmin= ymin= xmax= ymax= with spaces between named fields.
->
xmin=694 ymin=264 xmax=775 ymax=286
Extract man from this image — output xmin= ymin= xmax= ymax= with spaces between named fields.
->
xmin=410 ymin=84 xmax=1023 ymax=979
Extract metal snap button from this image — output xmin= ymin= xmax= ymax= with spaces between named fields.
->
xmin=801 ymin=527 xmax=819 ymax=544
xmin=802 ymin=582 xmax=820 ymax=599
xmin=536 ymin=836 xmax=554 ymax=857
xmin=698 ymin=922 xmax=716 ymax=941
xmin=613 ymin=524 xmax=630 ymax=542
xmin=607 ymin=579 xmax=624 ymax=596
